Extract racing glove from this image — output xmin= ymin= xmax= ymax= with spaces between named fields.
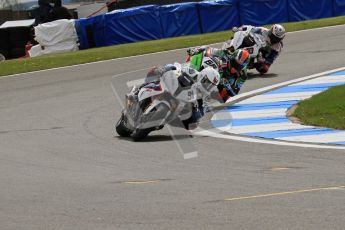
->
xmin=186 ymin=47 xmax=199 ymax=56
xmin=187 ymin=46 xmax=206 ymax=56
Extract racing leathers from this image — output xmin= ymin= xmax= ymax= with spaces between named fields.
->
xmin=187 ymin=46 xmax=248 ymax=102
xmin=217 ymin=61 xmax=247 ymax=102
xmin=143 ymin=63 xmax=219 ymax=128
xmin=232 ymin=25 xmax=283 ymax=74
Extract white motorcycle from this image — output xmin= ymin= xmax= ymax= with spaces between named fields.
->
xmin=115 ymin=66 xmax=219 ymax=141
xmin=222 ymin=25 xmax=266 ymax=70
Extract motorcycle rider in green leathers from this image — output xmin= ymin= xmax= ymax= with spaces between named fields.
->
xmin=187 ymin=46 xmax=250 ymax=102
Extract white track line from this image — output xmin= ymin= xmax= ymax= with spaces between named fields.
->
xmin=227 ymin=123 xmax=312 ymax=134
xmin=215 ymin=108 xmax=287 ymax=119
xmin=194 ymin=129 xmax=345 ymax=150
xmin=279 ymin=132 xmax=345 ymax=143
xmin=293 ymin=75 xmax=345 ymax=85
xmin=237 ymin=91 xmax=321 ymax=104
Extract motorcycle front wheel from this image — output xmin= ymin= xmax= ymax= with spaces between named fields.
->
xmin=131 ymin=128 xmax=153 ymax=142
xmin=131 ymin=102 xmax=171 ymax=141
xmin=115 ymin=112 xmax=132 ymax=137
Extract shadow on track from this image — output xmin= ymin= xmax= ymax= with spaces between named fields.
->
xmin=247 ymin=72 xmax=279 ymax=80
xmin=115 ymin=134 xmax=193 ymax=142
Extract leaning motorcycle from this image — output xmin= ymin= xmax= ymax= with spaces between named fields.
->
xmin=222 ymin=25 xmax=266 ymax=71
xmin=115 ymin=68 xmax=199 ymax=141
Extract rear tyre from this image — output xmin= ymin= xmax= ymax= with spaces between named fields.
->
xmin=115 ymin=113 xmax=132 ymax=137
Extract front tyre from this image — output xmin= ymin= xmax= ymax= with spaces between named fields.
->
xmin=131 ymin=103 xmax=170 ymax=141
xmin=131 ymin=128 xmax=152 ymax=142
xmin=115 ymin=113 xmax=132 ymax=137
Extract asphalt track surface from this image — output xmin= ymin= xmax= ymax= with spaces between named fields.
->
xmin=1 ymin=26 xmax=345 ymax=230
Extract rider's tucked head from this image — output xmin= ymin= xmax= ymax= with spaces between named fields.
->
xmin=198 ymin=67 xmax=220 ymax=95
xmin=228 ymin=49 xmax=250 ymax=74
xmin=268 ymin=24 xmax=286 ymax=44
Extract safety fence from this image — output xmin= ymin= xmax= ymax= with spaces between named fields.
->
xmin=75 ymin=0 xmax=345 ymax=50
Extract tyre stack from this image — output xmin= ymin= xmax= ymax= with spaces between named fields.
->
xmin=0 ymin=29 xmax=10 ymax=60
xmin=8 ymin=27 xmax=31 ymax=59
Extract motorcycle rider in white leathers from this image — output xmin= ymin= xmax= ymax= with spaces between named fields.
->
xmin=231 ymin=24 xmax=286 ymax=74
xmin=136 ymin=63 xmax=221 ymax=128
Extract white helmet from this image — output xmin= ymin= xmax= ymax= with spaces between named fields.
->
xmin=197 ymin=67 xmax=220 ymax=95
xmin=268 ymin=24 xmax=286 ymax=44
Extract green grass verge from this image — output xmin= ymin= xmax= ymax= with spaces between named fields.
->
xmin=293 ymin=85 xmax=345 ymax=130
xmin=1 ymin=16 xmax=345 ymax=77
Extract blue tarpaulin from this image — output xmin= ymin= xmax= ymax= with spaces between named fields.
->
xmin=74 ymin=0 xmax=342 ymax=50
xmin=104 ymin=5 xmax=162 ymax=45
xmin=288 ymin=0 xmax=333 ymax=22
xmin=88 ymin=15 xmax=107 ymax=47
xmin=239 ymin=0 xmax=288 ymax=26
xmin=74 ymin=15 xmax=106 ymax=49
xmin=333 ymin=0 xmax=345 ymax=16
xmin=159 ymin=2 xmax=200 ymax=38
xmin=74 ymin=18 xmax=89 ymax=49
xmin=198 ymin=0 xmax=240 ymax=33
